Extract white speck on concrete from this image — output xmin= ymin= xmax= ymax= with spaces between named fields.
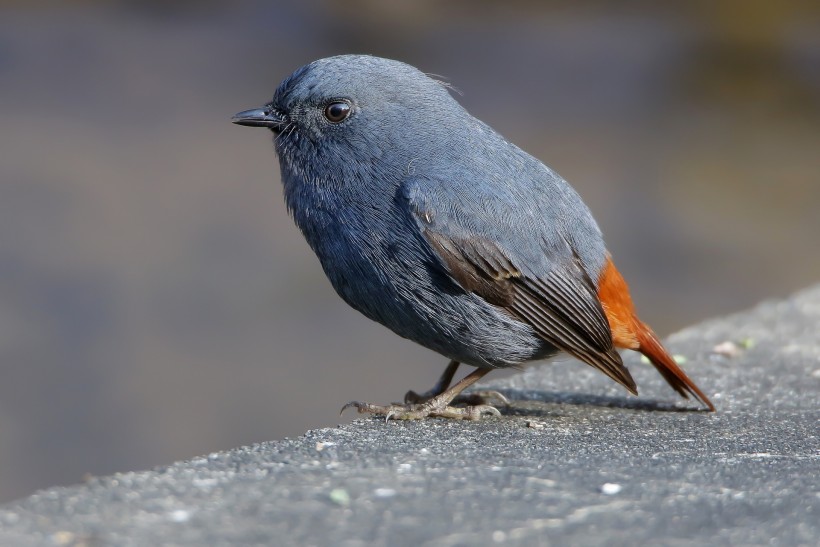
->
xmin=169 ymin=509 xmax=191 ymax=523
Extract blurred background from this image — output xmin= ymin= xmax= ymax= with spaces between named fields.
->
xmin=0 ymin=0 xmax=818 ymax=503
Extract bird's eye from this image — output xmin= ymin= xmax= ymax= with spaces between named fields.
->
xmin=324 ymin=101 xmax=351 ymax=123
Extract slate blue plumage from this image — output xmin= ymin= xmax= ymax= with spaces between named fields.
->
xmin=233 ymin=54 xmax=715 ymax=418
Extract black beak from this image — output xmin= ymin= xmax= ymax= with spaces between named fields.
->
xmin=231 ymin=107 xmax=287 ymax=131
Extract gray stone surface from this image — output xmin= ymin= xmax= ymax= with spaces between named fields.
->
xmin=1 ymin=286 xmax=818 ymax=547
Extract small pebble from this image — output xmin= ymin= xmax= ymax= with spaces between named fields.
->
xmin=526 ymin=421 xmax=545 ymax=429
xmin=601 ymin=483 xmax=622 ymax=495
xmin=329 ymin=488 xmax=350 ymax=506
xmin=50 ymin=532 xmax=75 ymax=546
xmin=712 ymin=341 xmax=741 ymax=358
xmin=739 ymin=337 xmax=756 ymax=349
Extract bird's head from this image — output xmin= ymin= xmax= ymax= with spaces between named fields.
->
xmin=233 ymin=55 xmax=465 ymax=186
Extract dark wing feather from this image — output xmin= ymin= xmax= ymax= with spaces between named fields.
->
xmin=424 ymin=229 xmax=637 ymax=395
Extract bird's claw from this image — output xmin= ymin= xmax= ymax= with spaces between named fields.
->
xmin=457 ymin=390 xmax=511 ymax=407
xmin=340 ymin=400 xmax=501 ymax=421
xmin=404 ymin=388 xmax=510 ymax=407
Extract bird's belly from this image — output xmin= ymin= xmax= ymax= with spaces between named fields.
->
xmin=325 ymin=253 xmax=555 ymax=368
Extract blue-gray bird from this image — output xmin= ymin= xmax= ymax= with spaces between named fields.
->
xmin=232 ymin=55 xmax=714 ymax=419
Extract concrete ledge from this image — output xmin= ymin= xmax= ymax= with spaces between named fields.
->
xmin=2 ymin=286 xmax=819 ymax=546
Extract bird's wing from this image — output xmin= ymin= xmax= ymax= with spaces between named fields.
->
xmin=402 ymin=177 xmax=637 ymax=394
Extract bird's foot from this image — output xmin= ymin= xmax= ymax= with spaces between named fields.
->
xmin=404 ymin=388 xmax=510 ymax=407
xmin=341 ymin=400 xmax=500 ymax=421
xmin=402 ymin=360 xmax=509 ymax=407
xmin=341 ymin=367 xmax=500 ymax=421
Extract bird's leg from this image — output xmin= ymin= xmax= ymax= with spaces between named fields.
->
xmin=404 ymin=360 xmax=509 ymax=406
xmin=342 ymin=368 xmax=502 ymax=420
xmin=404 ymin=360 xmax=460 ymax=403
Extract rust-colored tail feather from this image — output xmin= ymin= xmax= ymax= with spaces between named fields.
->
xmin=598 ymin=255 xmax=715 ymax=411
xmin=634 ymin=321 xmax=716 ymax=411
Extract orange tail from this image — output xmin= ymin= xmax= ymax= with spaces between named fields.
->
xmin=597 ymin=255 xmax=715 ymax=411
xmin=633 ymin=321 xmax=715 ymax=411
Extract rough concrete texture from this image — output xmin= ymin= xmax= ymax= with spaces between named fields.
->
xmin=1 ymin=286 xmax=818 ymax=546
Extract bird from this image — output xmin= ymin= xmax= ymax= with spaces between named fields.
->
xmin=232 ymin=54 xmax=715 ymax=420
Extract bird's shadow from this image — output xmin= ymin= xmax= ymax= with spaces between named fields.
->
xmin=484 ymin=388 xmax=707 ymax=416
